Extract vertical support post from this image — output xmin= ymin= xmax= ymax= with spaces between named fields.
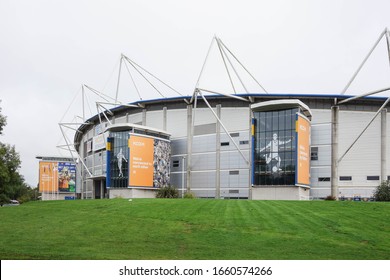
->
xmin=163 ymin=107 xmax=167 ymax=131
xmin=331 ymin=106 xmax=339 ymax=199
xmin=381 ymin=109 xmax=387 ymax=182
xmin=250 ymin=114 xmax=255 ymax=200
xmin=186 ymin=105 xmax=192 ymax=193
xmin=82 ymin=85 xmax=85 ymax=122
xmin=142 ymin=109 xmax=146 ymax=126
xmin=181 ymin=156 xmax=186 ymax=198
xmin=216 ymin=104 xmax=221 ymax=199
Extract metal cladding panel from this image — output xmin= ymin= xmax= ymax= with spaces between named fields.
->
xmin=115 ymin=116 xmax=127 ymax=124
xmin=338 ymin=111 xmax=381 ymax=186
xmin=220 ymin=151 xmax=250 ymax=169
xmin=193 ymin=108 xmax=217 ymax=126
xmin=310 ymin=188 xmax=331 ymax=198
xmin=194 ymin=123 xmax=216 ymax=135
xmin=311 ymin=124 xmax=331 ymax=146
xmin=171 ymin=139 xmax=187 ymax=155
xmin=169 ymin=172 xmax=186 ymax=189
xmin=192 ymin=134 xmax=216 ymax=153
xmin=312 ymin=146 xmax=331 ymax=166
xmin=128 ymin=112 xmax=142 ymax=124
xmin=310 ymin=166 xmax=331 ymax=184
xmin=387 ymin=111 xmax=390 ymax=176
xmin=220 ymin=170 xmax=249 ymax=189
xmin=146 ymin=111 xmax=164 ymax=130
xmin=220 ymin=107 xmax=250 ymax=132
xmin=166 ymin=109 xmax=187 ymax=138
xmin=191 ymin=172 xmax=216 ymax=189
xmin=311 ymin=109 xmax=331 ymax=124
xmin=191 ymin=153 xmax=216 ymax=171
xmin=87 ymin=128 xmax=94 ymax=139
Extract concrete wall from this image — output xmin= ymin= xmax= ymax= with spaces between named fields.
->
xmin=109 ymin=188 xmax=156 ymax=199
xmin=41 ymin=192 xmax=76 ymax=201
xmin=251 ymin=186 xmax=310 ymax=200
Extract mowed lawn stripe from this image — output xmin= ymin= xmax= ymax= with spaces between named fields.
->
xmin=0 ymin=199 xmax=389 ymax=259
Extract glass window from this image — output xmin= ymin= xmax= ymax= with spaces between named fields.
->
xmin=253 ymin=108 xmax=297 ymax=186
xmin=311 ymin=147 xmax=318 ymax=161
xmin=109 ymin=131 xmax=130 ymax=188
xmin=318 ymin=177 xmax=330 ymax=182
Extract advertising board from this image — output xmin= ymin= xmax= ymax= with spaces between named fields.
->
xmin=39 ymin=161 xmax=76 ymax=192
xmin=128 ymin=134 xmax=171 ymax=188
xmin=295 ymin=114 xmax=311 ymax=186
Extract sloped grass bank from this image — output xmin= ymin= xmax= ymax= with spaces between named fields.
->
xmin=0 ymin=199 xmax=389 ymax=259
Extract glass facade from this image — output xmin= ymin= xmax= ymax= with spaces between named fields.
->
xmin=109 ymin=131 xmax=130 ymax=188
xmin=253 ymin=108 xmax=298 ymax=186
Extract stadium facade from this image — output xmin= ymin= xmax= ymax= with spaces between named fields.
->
xmin=72 ymin=93 xmax=390 ymax=200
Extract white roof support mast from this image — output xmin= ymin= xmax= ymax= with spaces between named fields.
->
xmin=188 ymin=36 xmax=269 ymax=189
xmin=331 ymin=28 xmax=390 ymax=199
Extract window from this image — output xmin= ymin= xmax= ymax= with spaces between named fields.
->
xmin=367 ymin=176 xmax=380 ymax=181
xmin=87 ymin=140 xmax=93 ymax=153
xmin=239 ymin=140 xmax=249 ymax=145
xmin=221 ymin=142 xmax=230 ymax=146
xmin=339 ymin=176 xmax=352 ymax=181
xmin=311 ymin=147 xmax=318 ymax=161
xmin=253 ymin=108 xmax=298 ymax=186
xmin=173 ymin=160 xmax=180 ymax=168
xmin=229 ymin=170 xmax=239 ymax=175
xmin=318 ymin=177 xmax=330 ymax=182
xmin=230 ymin=132 xmax=240 ymax=137
xmin=109 ymin=132 xmax=130 ymax=188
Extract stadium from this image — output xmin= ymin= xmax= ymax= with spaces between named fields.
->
xmin=38 ymin=33 xmax=390 ymax=201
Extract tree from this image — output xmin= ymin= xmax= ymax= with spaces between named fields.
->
xmin=0 ymin=102 xmax=37 ymax=205
xmin=0 ymin=101 xmax=6 ymax=135
xmin=373 ymin=181 xmax=390 ymax=201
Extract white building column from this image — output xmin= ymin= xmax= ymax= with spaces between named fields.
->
xmin=381 ymin=109 xmax=387 ymax=181
xmin=331 ymin=106 xmax=339 ymax=199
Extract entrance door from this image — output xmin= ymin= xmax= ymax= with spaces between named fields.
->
xmin=94 ymin=181 xmax=101 ymax=199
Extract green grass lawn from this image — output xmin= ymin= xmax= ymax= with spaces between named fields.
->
xmin=0 ymin=199 xmax=389 ymax=260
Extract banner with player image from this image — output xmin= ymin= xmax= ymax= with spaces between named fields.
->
xmin=39 ymin=161 xmax=58 ymax=192
xmin=128 ymin=134 xmax=171 ymax=188
xmin=57 ymin=162 xmax=76 ymax=192
xmin=39 ymin=161 xmax=76 ymax=192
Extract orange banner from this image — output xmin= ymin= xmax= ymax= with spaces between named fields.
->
xmin=128 ymin=135 xmax=154 ymax=187
xmin=39 ymin=161 xmax=58 ymax=192
xmin=296 ymin=115 xmax=311 ymax=186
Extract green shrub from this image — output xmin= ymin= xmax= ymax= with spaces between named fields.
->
xmin=373 ymin=180 xmax=390 ymax=201
xmin=0 ymin=193 xmax=10 ymax=206
xmin=183 ymin=192 xmax=196 ymax=199
xmin=156 ymin=185 xmax=179 ymax=198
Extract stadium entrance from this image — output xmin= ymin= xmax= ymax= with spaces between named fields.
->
xmin=251 ymin=100 xmax=312 ymax=200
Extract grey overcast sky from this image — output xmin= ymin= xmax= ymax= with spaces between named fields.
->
xmin=0 ymin=0 xmax=390 ymax=186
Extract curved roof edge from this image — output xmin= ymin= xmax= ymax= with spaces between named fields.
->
xmin=74 ymin=92 xmax=389 ymax=148
xmin=130 ymin=92 xmax=390 ymax=107
xmin=105 ymin=123 xmax=171 ymax=137
xmin=251 ymin=99 xmax=312 ymax=120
